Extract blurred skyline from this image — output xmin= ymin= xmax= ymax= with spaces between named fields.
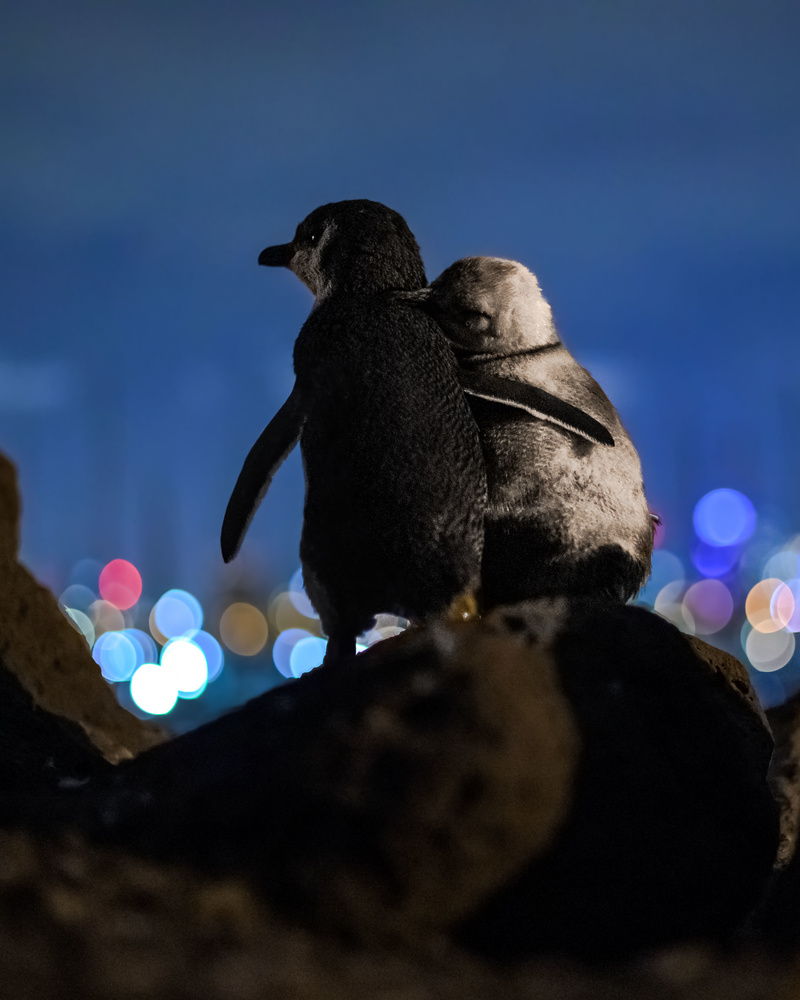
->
xmin=2 ymin=0 xmax=799 ymax=609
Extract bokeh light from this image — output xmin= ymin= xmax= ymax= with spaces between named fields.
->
xmin=654 ymin=581 xmax=694 ymax=632
xmin=764 ymin=549 xmax=800 ymax=582
xmin=63 ymin=607 xmax=94 ymax=646
xmin=288 ymin=567 xmax=318 ymax=619
xmin=272 ymin=628 xmax=313 ymax=678
xmin=690 ymin=540 xmax=740 ymax=578
xmin=153 ymin=589 xmax=203 ymax=639
xmin=778 ymin=580 xmax=800 ymax=632
xmin=99 ymin=558 xmax=142 ymax=610
xmin=89 ymin=599 xmax=125 ymax=636
xmin=92 ymin=630 xmax=139 ymax=683
xmin=185 ymin=629 xmax=224 ymax=682
xmin=122 ymin=627 xmax=159 ymax=668
xmin=744 ymin=628 xmax=795 ymax=673
xmin=270 ymin=591 xmax=318 ymax=633
xmin=693 ymin=489 xmax=756 ymax=547
xmin=289 ymin=636 xmax=328 ymax=677
xmin=130 ymin=662 xmax=179 ymax=715
xmin=219 ymin=602 xmax=269 ymax=656
xmin=59 ymin=584 xmax=96 ymax=614
xmin=161 ymin=638 xmax=208 ymax=699
xmin=681 ymin=579 xmax=734 ymax=635
xmin=746 ymin=579 xmax=787 ymax=634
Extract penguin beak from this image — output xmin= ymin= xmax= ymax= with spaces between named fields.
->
xmin=258 ymin=243 xmax=295 ymax=267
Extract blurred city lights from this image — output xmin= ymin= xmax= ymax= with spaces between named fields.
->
xmin=745 ymin=628 xmax=795 ymax=673
xmin=654 ymin=580 xmax=694 ymax=633
xmin=153 ymin=589 xmax=203 ymax=639
xmin=130 ymin=662 xmax=179 ymax=715
xmin=746 ymin=579 xmax=787 ymax=634
xmin=690 ymin=540 xmax=740 ymax=578
xmin=58 ymin=584 xmax=96 ymax=614
xmin=288 ymin=567 xmax=318 ymax=619
xmin=89 ymin=599 xmax=125 ymax=636
xmin=185 ymin=629 xmax=224 ymax=682
xmin=764 ymin=549 xmax=800 ymax=582
xmin=51 ymin=480 xmax=800 ymax=725
xmin=269 ymin=590 xmax=318 ymax=632
xmin=682 ymin=579 xmax=734 ymax=635
xmin=63 ymin=607 xmax=94 ymax=646
xmin=122 ymin=627 xmax=159 ymax=667
xmin=161 ymin=638 xmax=208 ymax=699
xmin=98 ymin=558 xmax=143 ymax=610
xmin=779 ymin=580 xmax=800 ymax=632
xmin=693 ymin=489 xmax=756 ymax=547
xmin=219 ymin=602 xmax=269 ymax=656
xmin=148 ymin=604 xmax=168 ymax=645
xmin=289 ymin=636 xmax=328 ymax=677
xmin=272 ymin=627 xmax=313 ymax=678
xmin=92 ymin=630 xmax=139 ymax=683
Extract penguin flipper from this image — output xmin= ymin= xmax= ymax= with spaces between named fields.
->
xmin=458 ymin=369 xmax=615 ymax=447
xmin=221 ymin=384 xmax=305 ymax=563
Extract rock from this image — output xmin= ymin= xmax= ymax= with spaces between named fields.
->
xmin=84 ymin=621 xmax=580 ymax=949
xmin=456 ymin=599 xmax=779 ymax=960
xmin=766 ymin=693 xmax=800 ymax=871
xmin=72 ymin=599 xmax=779 ymax=961
xmin=0 ymin=451 xmax=163 ymax=765
xmin=0 ymin=828 xmax=791 ymax=1000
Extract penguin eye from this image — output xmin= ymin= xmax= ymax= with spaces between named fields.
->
xmin=461 ymin=309 xmax=491 ymax=332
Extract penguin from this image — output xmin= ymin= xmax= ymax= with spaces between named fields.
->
xmin=221 ymin=200 xmax=487 ymax=661
xmin=405 ymin=256 xmax=654 ymax=608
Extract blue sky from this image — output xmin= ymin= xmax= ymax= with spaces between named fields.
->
xmin=2 ymin=0 xmax=799 ymax=602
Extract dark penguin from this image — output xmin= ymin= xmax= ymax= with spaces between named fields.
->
xmin=410 ymin=256 xmax=654 ymax=607
xmin=221 ymin=201 xmax=486 ymax=660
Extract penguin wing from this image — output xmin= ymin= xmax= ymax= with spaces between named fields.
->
xmin=221 ymin=383 xmax=305 ymax=563
xmin=458 ymin=370 xmax=615 ymax=447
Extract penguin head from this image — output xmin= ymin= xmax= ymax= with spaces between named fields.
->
xmin=412 ymin=257 xmax=559 ymax=355
xmin=259 ymin=200 xmax=427 ymax=300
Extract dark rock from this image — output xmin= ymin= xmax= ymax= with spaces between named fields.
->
xmin=457 ymin=599 xmax=779 ymax=960
xmin=0 ymin=451 xmax=164 ymax=765
xmin=82 ymin=623 xmax=579 ymax=949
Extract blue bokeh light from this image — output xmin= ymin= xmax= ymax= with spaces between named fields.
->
xmin=153 ymin=589 xmax=204 ymax=638
xmin=122 ymin=627 xmax=159 ymax=668
xmin=289 ymin=636 xmax=327 ymax=678
xmin=92 ymin=630 xmax=139 ymax=683
xmin=690 ymin=540 xmax=740 ymax=578
xmin=59 ymin=583 xmax=96 ymax=613
xmin=272 ymin=628 xmax=313 ymax=679
xmin=185 ymin=629 xmax=225 ymax=682
xmin=693 ymin=489 xmax=756 ymax=547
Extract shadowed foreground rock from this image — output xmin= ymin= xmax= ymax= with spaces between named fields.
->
xmin=25 ymin=598 xmax=769 ymax=964
xmin=0 ymin=453 xmax=163 ymax=767
xmin=0 ymin=447 xmax=791 ymax=994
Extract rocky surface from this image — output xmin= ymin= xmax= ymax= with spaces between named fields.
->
xmin=0 ymin=445 xmax=793 ymax=995
xmin=0 ymin=453 xmax=163 ymax=765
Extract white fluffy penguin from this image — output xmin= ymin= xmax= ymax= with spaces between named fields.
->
xmin=409 ymin=256 xmax=654 ymax=608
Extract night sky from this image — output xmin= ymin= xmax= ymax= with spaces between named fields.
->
xmin=2 ymin=1 xmax=799 ymax=611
